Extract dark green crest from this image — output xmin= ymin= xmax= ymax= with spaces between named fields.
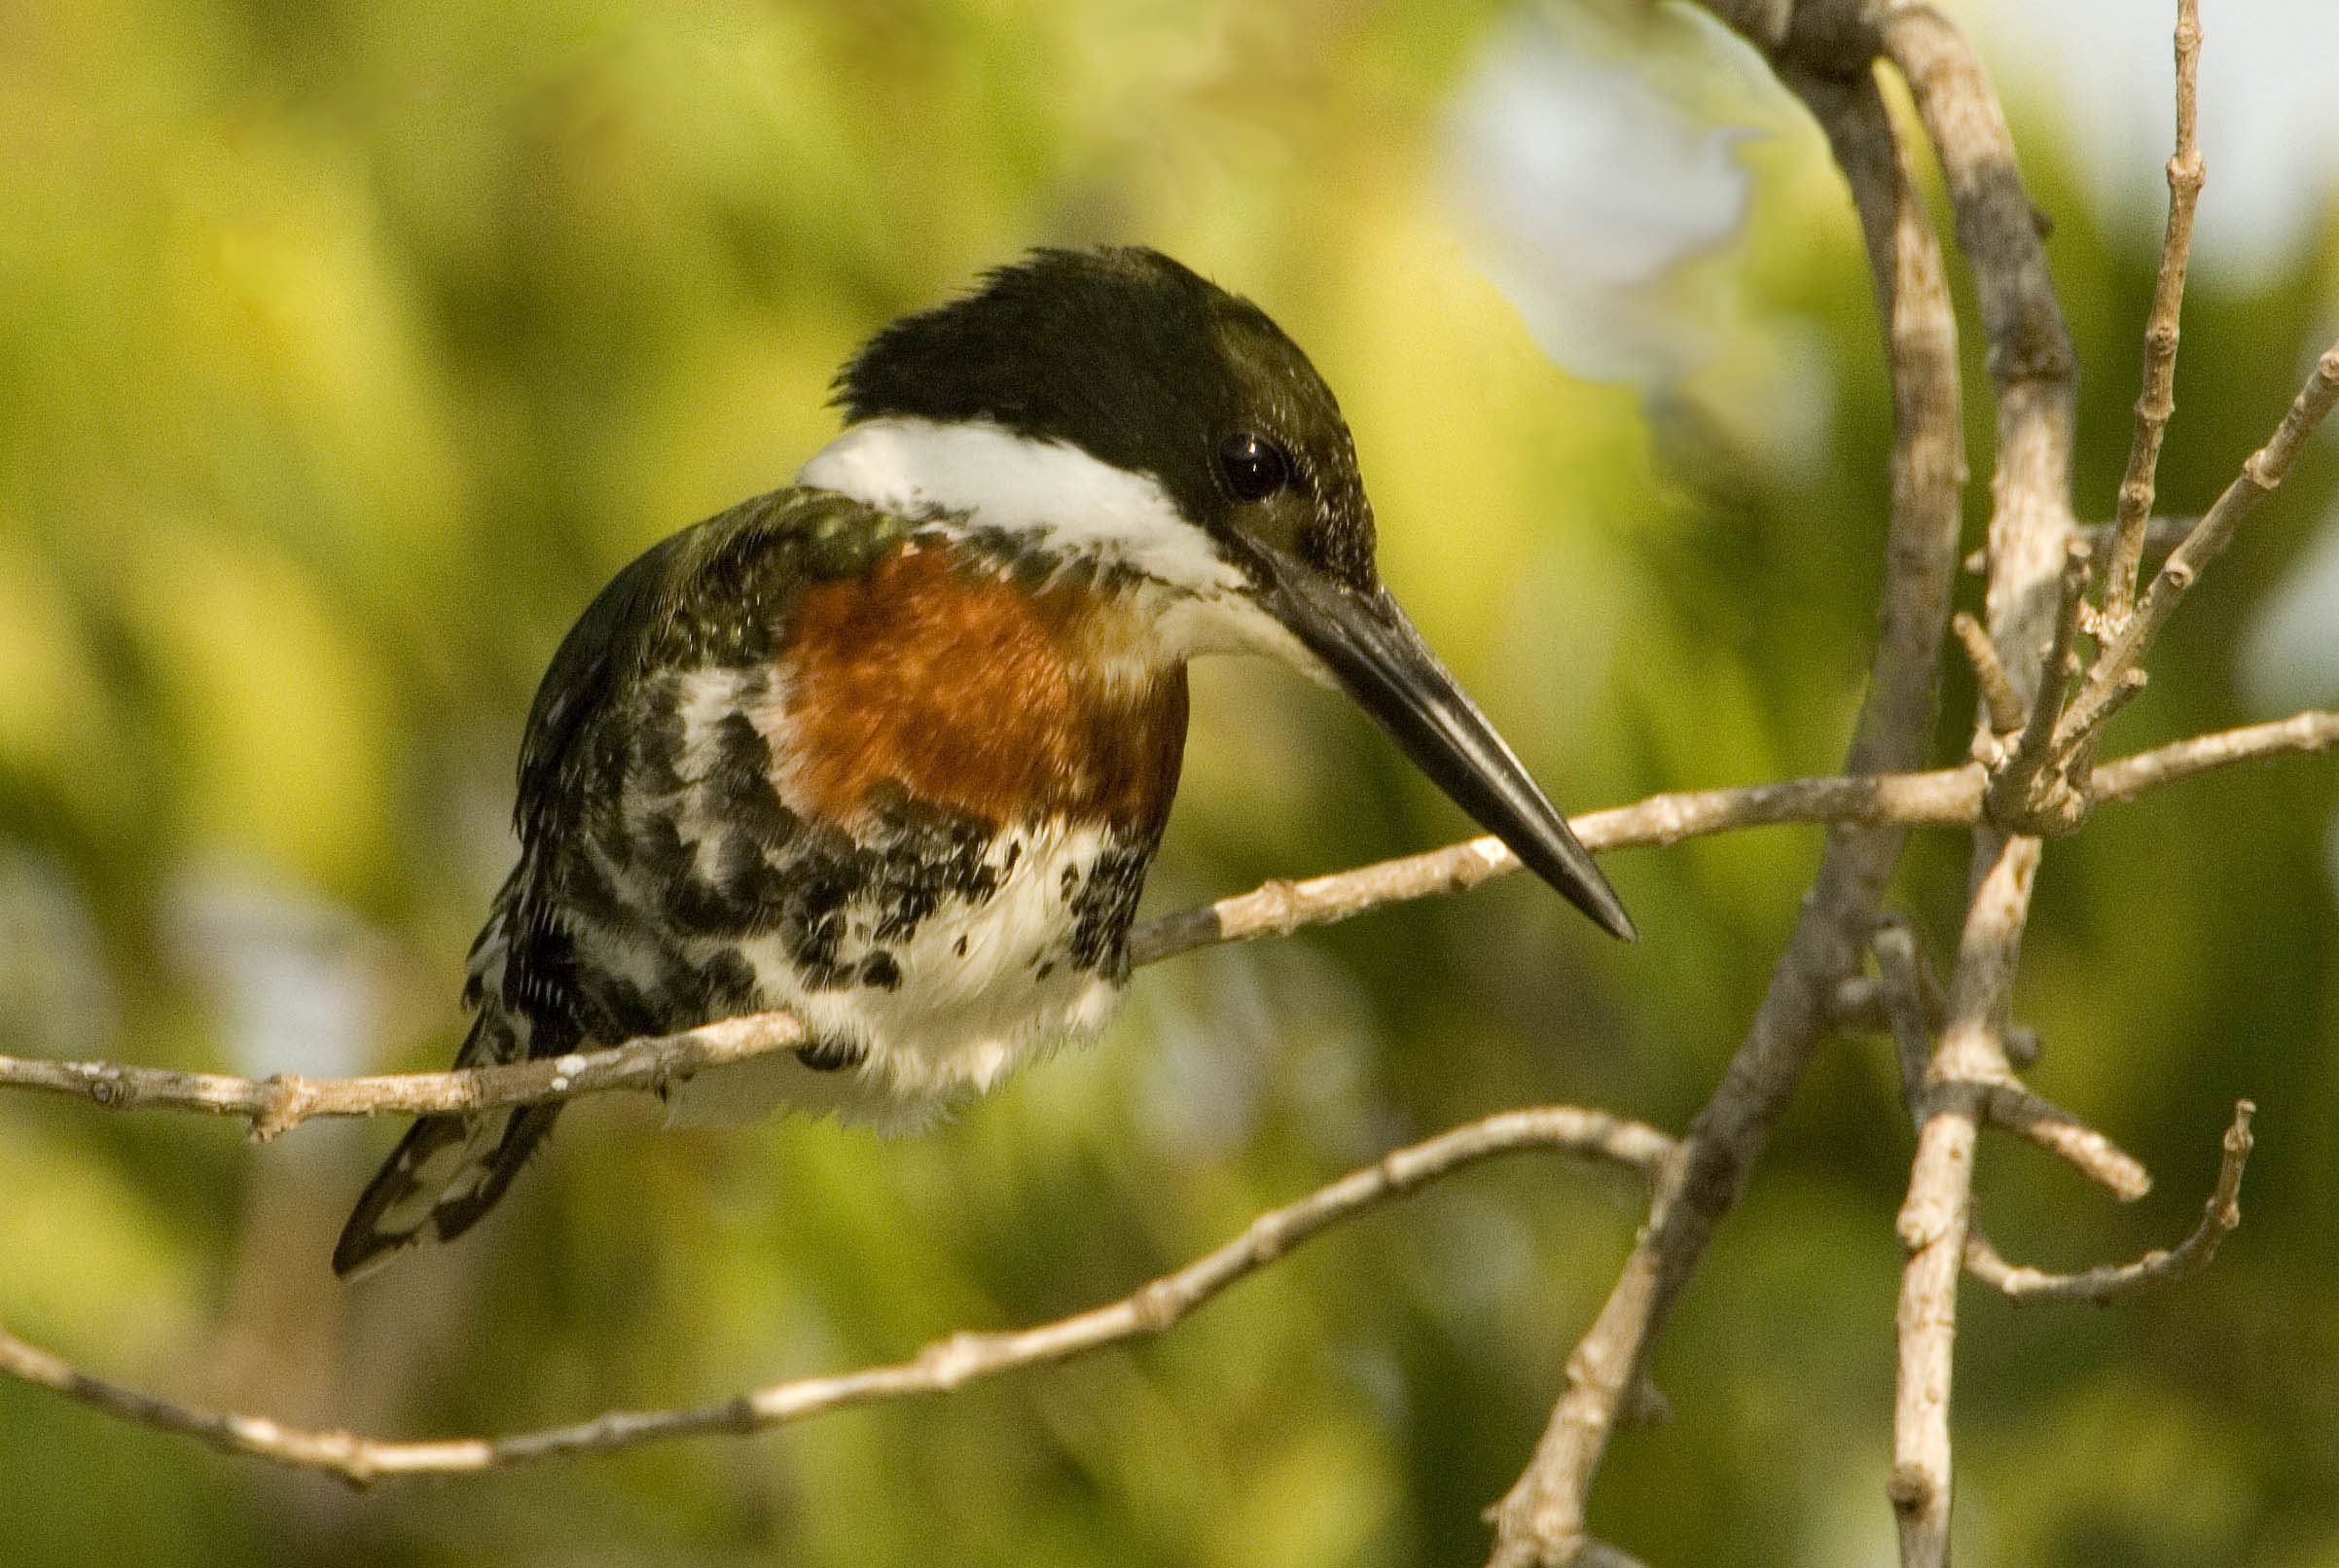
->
xmin=836 ymin=247 xmax=1380 ymax=591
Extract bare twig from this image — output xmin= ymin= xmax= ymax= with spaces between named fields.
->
xmin=2104 ymin=0 xmax=2205 ymax=631
xmin=0 ymin=1011 xmax=810 ymax=1137
xmin=1879 ymin=923 xmax=2149 ymax=1201
xmin=1986 ymin=538 xmax=2092 ymax=831
xmin=1983 ymin=1081 xmax=2150 ymax=1201
xmin=1890 ymin=833 xmax=2034 ymax=1568
xmin=0 ymin=1104 xmax=1673 ymax=1485
xmin=5 ymin=717 xmax=2330 ymax=1135
xmin=1883 ymin=2 xmax=2079 ymax=706
xmin=1965 ymin=516 xmax=2196 ymax=578
xmin=1132 ymin=767 xmax=1983 ymax=968
xmin=1872 ymin=919 xmax=2040 ymax=1071
xmin=2061 ymin=339 xmax=2339 ymax=756
xmin=2090 ymin=709 xmax=2339 ymax=802
xmin=1965 ymin=1101 xmax=2252 ymax=1304
xmin=1875 ymin=4 xmax=2082 ymax=1561
xmin=1871 ymin=917 xmax=1936 ymax=1126
xmin=1840 ymin=940 xmax=1949 ymax=1044
xmin=1950 ymin=613 xmax=2024 ymax=739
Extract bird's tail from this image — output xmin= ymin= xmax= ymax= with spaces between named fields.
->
xmin=332 ymin=1010 xmax=563 ymax=1280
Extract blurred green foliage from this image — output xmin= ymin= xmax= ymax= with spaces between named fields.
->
xmin=3 ymin=2 xmax=2336 ymax=1565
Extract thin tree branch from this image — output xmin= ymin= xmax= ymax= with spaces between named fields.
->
xmin=1161 ymin=679 xmax=2327 ymax=986
xmin=1873 ymin=911 xmax=2042 ymax=1068
xmin=1883 ymin=1 xmax=2078 ymax=709
xmin=1848 ymin=935 xmax=1948 ymax=1049
xmin=0 ymin=1104 xmax=1673 ymax=1486
xmin=0 ymin=1011 xmax=809 ymax=1137
xmin=1488 ymin=50 xmax=1968 ymax=1567
xmin=2103 ymin=0 xmax=2204 ymax=631
xmin=1875 ymin=3 xmax=2082 ymax=1561
xmin=1871 ymin=917 xmax=1936 ymax=1127
xmin=1964 ymin=1100 xmax=2252 ymax=1304
xmin=1891 ymin=831 xmax=2035 ymax=1568
xmin=3 ymin=716 xmax=2329 ymax=1135
xmin=1986 ymin=538 xmax=2092 ymax=831
xmin=1879 ymin=922 xmax=2151 ymax=1201
xmin=2089 ymin=709 xmax=2339 ymax=802
xmin=1132 ymin=766 xmax=1985 ymax=968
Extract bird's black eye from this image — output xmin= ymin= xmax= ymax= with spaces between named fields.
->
xmin=1218 ymin=432 xmax=1291 ymax=502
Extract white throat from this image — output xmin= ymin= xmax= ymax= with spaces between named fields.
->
xmin=795 ymin=416 xmax=1328 ymax=678
xmin=798 ymin=417 xmax=1239 ymax=594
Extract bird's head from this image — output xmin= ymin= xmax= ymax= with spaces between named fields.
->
xmin=798 ymin=246 xmax=1634 ymax=941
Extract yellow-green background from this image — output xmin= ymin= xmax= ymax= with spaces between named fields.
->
xmin=3 ymin=2 xmax=2335 ymax=1564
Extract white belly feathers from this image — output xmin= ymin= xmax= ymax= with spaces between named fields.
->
xmin=658 ymin=815 xmax=1130 ymax=1130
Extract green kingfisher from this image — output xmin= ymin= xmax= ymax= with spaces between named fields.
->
xmin=334 ymin=246 xmax=1634 ymax=1279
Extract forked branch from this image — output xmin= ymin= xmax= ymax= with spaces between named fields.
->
xmin=2057 ymin=339 xmax=2339 ymax=767
xmin=1965 ymin=1101 xmax=2253 ymax=1305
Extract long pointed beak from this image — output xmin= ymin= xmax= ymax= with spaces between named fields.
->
xmin=1263 ymin=559 xmax=1637 ymax=942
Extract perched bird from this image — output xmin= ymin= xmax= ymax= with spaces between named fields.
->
xmin=334 ymin=246 xmax=1633 ymax=1279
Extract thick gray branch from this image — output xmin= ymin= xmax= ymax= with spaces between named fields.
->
xmin=1486 ymin=44 xmax=1967 ymax=1567
xmin=1878 ymin=1 xmax=2080 ymax=1560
